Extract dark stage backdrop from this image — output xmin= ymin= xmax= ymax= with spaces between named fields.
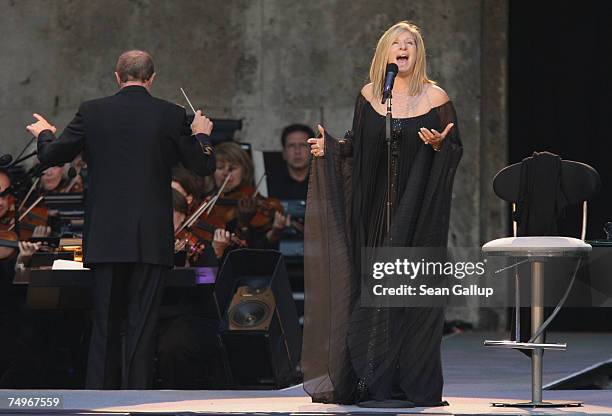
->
xmin=509 ymin=0 xmax=612 ymax=330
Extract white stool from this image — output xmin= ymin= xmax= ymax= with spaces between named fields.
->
xmin=481 ymin=236 xmax=591 ymax=408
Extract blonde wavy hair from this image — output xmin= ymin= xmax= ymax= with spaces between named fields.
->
xmin=369 ymin=21 xmax=435 ymax=99
xmin=215 ymin=141 xmax=254 ymax=187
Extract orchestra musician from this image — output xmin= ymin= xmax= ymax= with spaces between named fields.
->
xmin=40 ymin=166 xmax=70 ymax=194
xmin=1 ymin=167 xmax=42 ymax=388
xmin=172 ymin=188 xmax=217 ymax=267
xmin=204 ymin=141 xmax=289 ymax=260
xmin=267 ymin=123 xmax=314 ymax=200
xmin=0 ymin=168 xmax=41 ymax=262
xmin=66 ymin=153 xmax=87 ymax=194
xmin=172 ymin=188 xmax=189 ymax=234
xmin=172 ymin=166 xmax=201 ymax=213
xmin=25 ymin=49 xmax=216 ymax=389
xmin=16 ymin=157 xmax=86 ymax=240
xmin=0 ymin=168 xmax=14 ymax=231
xmin=157 ymin=189 xmax=224 ymax=389
xmin=19 ymin=165 xmax=69 ymax=238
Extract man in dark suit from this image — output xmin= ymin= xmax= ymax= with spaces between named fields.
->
xmin=25 ymin=50 xmax=216 ymax=389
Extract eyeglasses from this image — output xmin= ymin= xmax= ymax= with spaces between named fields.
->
xmin=285 ymin=143 xmax=309 ymax=151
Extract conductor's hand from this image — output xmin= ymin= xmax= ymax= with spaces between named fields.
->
xmin=26 ymin=113 xmax=57 ymax=138
xmin=307 ymin=124 xmax=325 ymax=157
xmin=191 ymin=110 xmax=213 ymax=136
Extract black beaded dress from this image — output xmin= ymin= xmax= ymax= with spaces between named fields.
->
xmin=303 ymin=92 xmax=462 ymax=405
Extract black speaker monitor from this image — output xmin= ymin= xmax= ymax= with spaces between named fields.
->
xmin=215 ymin=249 xmax=301 ymax=389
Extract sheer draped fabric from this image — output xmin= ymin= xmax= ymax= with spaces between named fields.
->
xmin=303 ymin=93 xmax=462 ymax=404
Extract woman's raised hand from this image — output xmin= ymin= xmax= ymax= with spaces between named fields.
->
xmin=418 ymin=123 xmax=454 ymax=151
xmin=307 ymin=124 xmax=325 ymax=157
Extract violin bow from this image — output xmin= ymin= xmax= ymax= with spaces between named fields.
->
xmin=174 ymin=173 xmax=232 ymax=236
xmin=18 ymin=178 xmax=39 ymax=212
xmin=204 ymin=173 xmax=232 ymax=216
xmin=175 ymin=197 xmax=213 ymax=236
xmin=8 ymin=194 xmax=44 ymax=231
xmin=252 ymin=172 xmax=267 ymax=199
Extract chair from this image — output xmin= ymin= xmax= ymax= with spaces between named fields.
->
xmin=481 ymin=157 xmax=601 ymax=408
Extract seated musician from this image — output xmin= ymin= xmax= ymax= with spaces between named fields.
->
xmin=0 ymin=168 xmax=41 ymax=263
xmin=156 ymin=188 xmax=225 ymax=389
xmin=18 ymin=166 xmax=66 ymax=238
xmin=266 ymin=124 xmax=313 ymax=200
xmin=0 ymin=168 xmax=14 ymax=231
xmin=207 ymin=141 xmax=288 ymax=259
xmin=0 ymin=169 xmax=18 ymax=268
xmin=21 ymin=154 xmax=87 ymax=239
xmin=172 ymin=188 xmax=217 ymax=267
xmin=172 ymin=166 xmax=201 ymax=213
xmin=40 ymin=165 xmax=70 ymax=194
xmin=66 ymin=153 xmax=87 ymax=194
xmin=1 ymin=168 xmax=41 ymax=387
xmin=172 ymin=188 xmax=188 ymax=233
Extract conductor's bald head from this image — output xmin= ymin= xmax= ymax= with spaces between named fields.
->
xmin=115 ymin=50 xmax=156 ymax=89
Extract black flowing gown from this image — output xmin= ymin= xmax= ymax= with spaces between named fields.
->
xmin=303 ymin=92 xmax=462 ymax=405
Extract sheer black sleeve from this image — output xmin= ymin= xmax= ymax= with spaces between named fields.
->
xmin=302 ymin=93 xmax=367 ymax=403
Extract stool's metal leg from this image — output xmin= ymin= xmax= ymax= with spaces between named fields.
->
xmin=514 ymin=264 xmax=521 ymax=341
xmin=531 ymin=261 xmax=544 ymax=404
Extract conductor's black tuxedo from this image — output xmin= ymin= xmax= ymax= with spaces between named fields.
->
xmin=37 ymin=85 xmax=214 ymax=266
xmin=37 ymin=85 xmax=215 ymax=388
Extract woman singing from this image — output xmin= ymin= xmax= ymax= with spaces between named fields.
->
xmin=304 ymin=21 xmax=462 ymax=407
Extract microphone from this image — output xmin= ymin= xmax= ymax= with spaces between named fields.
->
xmin=0 ymin=154 xmax=13 ymax=167
xmin=381 ymin=63 xmax=399 ymax=104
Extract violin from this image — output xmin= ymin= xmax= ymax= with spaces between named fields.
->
xmin=3 ymin=178 xmax=51 ymax=240
xmin=174 ymin=218 xmax=247 ymax=265
xmin=15 ymin=206 xmax=49 ymax=240
xmin=0 ymin=232 xmax=75 ymax=261
xmin=0 ymin=226 xmax=52 ymax=261
xmin=190 ymin=217 xmax=247 ymax=248
xmin=174 ymin=174 xmax=249 ymax=248
xmin=0 ymin=229 xmax=18 ymax=260
xmin=205 ymin=185 xmax=307 ymax=236
xmin=7 ymin=197 xmax=49 ymax=240
xmin=174 ymin=228 xmax=208 ymax=262
xmin=199 ymin=185 xmax=285 ymax=233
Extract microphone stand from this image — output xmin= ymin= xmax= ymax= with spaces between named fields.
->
xmin=385 ymin=93 xmax=392 ymax=243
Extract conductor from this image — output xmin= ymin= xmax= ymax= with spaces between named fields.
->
xmin=25 ymin=50 xmax=216 ymax=389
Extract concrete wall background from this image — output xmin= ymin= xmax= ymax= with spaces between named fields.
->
xmin=0 ymin=0 xmax=507 ymax=327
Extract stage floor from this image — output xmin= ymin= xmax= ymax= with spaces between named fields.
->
xmin=1 ymin=331 xmax=611 ymax=415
